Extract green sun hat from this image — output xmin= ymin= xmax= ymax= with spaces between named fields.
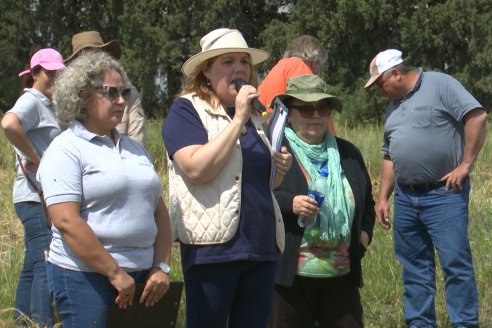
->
xmin=270 ymin=75 xmax=342 ymax=112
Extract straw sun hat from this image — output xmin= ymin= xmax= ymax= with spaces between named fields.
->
xmin=181 ymin=28 xmax=269 ymax=77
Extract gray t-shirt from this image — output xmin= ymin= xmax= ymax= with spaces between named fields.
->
xmin=382 ymin=68 xmax=482 ymax=185
xmin=8 ymin=88 xmax=61 ymax=203
xmin=37 ymin=121 xmax=162 ymax=272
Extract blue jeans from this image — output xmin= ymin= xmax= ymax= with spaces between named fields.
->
xmin=47 ymin=262 xmax=149 ymax=328
xmin=393 ymin=179 xmax=479 ymax=328
xmin=14 ymin=201 xmax=53 ymax=327
xmin=184 ymin=261 xmax=277 ymax=328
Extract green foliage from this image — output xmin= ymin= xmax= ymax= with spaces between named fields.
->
xmin=0 ymin=1 xmax=33 ymax=110
xmin=0 ymin=0 xmax=490 ymax=122
xmin=1 ymin=120 xmax=492 ymax=327
xmin=260 ymin=0 xmax=491 ymax=123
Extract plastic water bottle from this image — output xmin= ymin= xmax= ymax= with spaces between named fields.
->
xmin=298 ymin=169 xmax=328 ymax=228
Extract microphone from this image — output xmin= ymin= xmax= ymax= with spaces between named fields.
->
xmin=233 ymin=79 xmax=266 ymax=114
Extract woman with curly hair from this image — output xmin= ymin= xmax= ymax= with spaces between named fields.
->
xmin=37 ymin=51 xmax=173 ymax=328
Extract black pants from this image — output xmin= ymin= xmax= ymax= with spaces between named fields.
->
xmin=268 ymin=274 xmax=363 ymax=328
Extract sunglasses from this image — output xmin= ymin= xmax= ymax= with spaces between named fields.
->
xmin=95 ymin=86 xmax=132 ymax=102
xmin=289 ymin=102 xmax=333 ymax=118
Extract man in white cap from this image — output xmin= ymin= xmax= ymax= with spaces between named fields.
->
xmin=66 ymin=31 xmax=147 ymax=146
xmin=365 ymin=49 xmax=487 ymax=328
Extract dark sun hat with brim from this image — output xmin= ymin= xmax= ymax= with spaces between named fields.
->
xmin=65 ymin=31 xmax=121 ymax=62
xmin=181 ymin=28 xmax=269 ymax=77
xmin=271 ymin=75 xmax=343 ymax=112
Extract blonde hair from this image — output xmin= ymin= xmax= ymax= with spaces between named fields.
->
xmin=179 ymin=54 xmax=258 ymax=110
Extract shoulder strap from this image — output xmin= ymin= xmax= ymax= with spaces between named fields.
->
xmin=16 ymin=154 xmax=43 ymax=197
xmin=16 ymin=154 xmax=51 ymax=228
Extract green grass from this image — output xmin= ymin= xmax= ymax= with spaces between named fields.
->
xmin=335 ymin=122 xmax=492 ymax=327
xmin=1 ymin=117 xmax=491 ymax=327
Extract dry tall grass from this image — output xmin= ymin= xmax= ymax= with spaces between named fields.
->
xmin=0 ymin=118 xmax=490 ymax=327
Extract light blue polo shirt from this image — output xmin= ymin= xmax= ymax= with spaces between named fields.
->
xmin=381 ymin=68 xmax=483 ymax=185
xmin=37 ymin=121 xmax=162 ymax=272
xmin=8 ymin=88 xmax=61 ymax=203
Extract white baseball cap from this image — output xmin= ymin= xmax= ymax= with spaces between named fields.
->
xmin=364 ymin=49 xmax=403 ymax=88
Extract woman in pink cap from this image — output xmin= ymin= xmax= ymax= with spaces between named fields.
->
xmin=1 ymin=47 xmax=65 ymax=327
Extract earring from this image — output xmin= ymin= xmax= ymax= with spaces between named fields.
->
xmin=206 ymin=78 xmax=211 ymax=86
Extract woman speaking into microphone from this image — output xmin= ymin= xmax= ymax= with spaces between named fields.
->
xmin=162 ymin=28 xmax=292 ymax=328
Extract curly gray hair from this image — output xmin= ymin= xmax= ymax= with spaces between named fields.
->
xmin=53 ymin=51 xmax=130 ymax=124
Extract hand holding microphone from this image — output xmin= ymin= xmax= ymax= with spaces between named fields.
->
xmin=234 ymin=80 xmax=266 ymax=114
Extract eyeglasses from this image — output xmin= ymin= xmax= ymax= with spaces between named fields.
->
xmin=95 ymin=86 xmax=132 ymax=102
xmin=289 ymin=102 xmax=333 ymax=118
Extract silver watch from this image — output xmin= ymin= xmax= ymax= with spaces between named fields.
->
xmin=153 ymin=262 xmax=171 ymax=274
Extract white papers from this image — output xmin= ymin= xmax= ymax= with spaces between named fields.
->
xmin=268 ymin=98 xmax=289 ymax=189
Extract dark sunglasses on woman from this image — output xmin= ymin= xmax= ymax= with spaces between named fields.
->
xmin=288 ymin=101 xmax=333 ymax=118
xmin=95 ymin=86 xmax=132 ymax=102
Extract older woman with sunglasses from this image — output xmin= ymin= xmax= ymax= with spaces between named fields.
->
xmin=268 ymin=75 xmax=375 ymax=328
xmin=36 ymin=51 xmax=173 ymax=328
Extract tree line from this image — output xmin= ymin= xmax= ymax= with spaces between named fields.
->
xmin=1 ymin=0 xmax=490 ymax=125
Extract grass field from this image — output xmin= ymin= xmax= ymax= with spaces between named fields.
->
xmin=0 ymin=117 xmax=490 ymax=327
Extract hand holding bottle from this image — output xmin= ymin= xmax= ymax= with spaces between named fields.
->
xmin=297 ymin=190 xmax=325 ymax=228
xmin=297 ymin=170 xmax=328 ymax=228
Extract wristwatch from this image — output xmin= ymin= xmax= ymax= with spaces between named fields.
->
xmin=153 ymin=262 xmax=171 ymax=274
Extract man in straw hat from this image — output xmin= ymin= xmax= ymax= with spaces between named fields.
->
xmin=66 ymin=31 xmax=147 ymax=146
xmin=365 ymin=49 xmax=487 ymax=327
xmin=163 ymin=27 xmax=292 ymax=328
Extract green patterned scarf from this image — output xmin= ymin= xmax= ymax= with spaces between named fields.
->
xmin=284 ymin=127 xmax=351 ymax=242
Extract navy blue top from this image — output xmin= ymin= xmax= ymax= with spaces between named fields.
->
xmin=162 ymin=98 xmax=278 ymax=272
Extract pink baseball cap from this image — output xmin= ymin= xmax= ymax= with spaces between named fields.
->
xmin=18 ymin=48 xmax=66 ymax=77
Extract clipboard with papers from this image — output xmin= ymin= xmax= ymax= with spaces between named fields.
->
xmin=268 ymin=98 xmax=289 ymax=189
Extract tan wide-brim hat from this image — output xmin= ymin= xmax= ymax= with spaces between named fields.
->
xmin=65 ymin=31 xmax=121 ymax=62
xmin=181 ymin=28 xmax=269 ymax=77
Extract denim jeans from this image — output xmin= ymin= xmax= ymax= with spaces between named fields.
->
xmin=393 ymin=179 xmax=479 ymax=328
xmin=46 ymin=262 xmax=149 ymax=328
xmin=14 ymin=201 xmax=53 ymax=327
xmin=184 ymin=260 xmax=277 ymax=328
